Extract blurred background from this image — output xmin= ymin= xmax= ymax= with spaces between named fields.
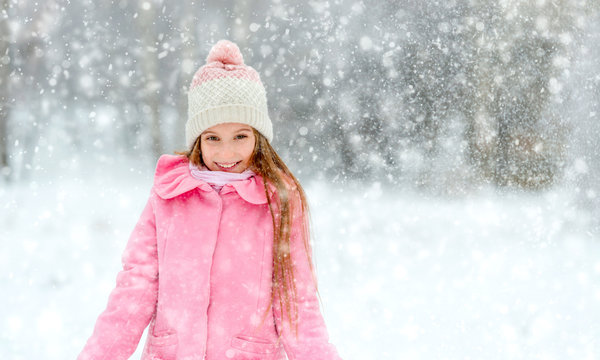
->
xmin=1 ymin=0 xmax=600 ymax=359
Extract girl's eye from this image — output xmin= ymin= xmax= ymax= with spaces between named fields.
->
xmin=205 ymin=136 xmax=219 ymax=141
xmin=235 ymin=134 xmax=248 ymax=140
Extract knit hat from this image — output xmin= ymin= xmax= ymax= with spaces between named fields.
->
xmin=185 ymin=40 xmax=273 ymax=148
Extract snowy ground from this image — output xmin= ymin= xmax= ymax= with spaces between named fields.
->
xmin=1 ymin=166 xmax=599 ymax=359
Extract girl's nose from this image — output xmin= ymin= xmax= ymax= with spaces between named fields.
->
xmin=218 ymin=142 xmax=236 ymax=158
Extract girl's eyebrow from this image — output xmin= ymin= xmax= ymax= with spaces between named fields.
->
xmin=202 ymin=127 xmax=251 ymax=136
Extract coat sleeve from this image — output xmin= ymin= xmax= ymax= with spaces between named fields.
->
xmin=78 ymin=194 xmax=160 ymax=360
xmin=273 ymin=190 xmax=342 ymax=360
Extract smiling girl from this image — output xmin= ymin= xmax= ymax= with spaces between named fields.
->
xmin=198 ymin=123 xmax=255 ymax=172
xmin=77 ymin=40 xmax=342 ymax=360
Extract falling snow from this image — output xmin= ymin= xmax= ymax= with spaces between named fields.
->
xmin=1 ymin=0 xmax=600 ymax=359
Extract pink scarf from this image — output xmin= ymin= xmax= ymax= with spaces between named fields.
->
xmin=189 ymin=163 xmax=255 ymax=192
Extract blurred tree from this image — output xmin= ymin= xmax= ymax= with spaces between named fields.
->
xmin=567 ymin=7 xmax=600 ymax=234
xmin=463 ymin=0 xmax=585 ymax=189
xmin=136 ymin=0 xmax=162 ymax=158
xmin=231 ymin=0 xmax=251 ymax=47
xmin=392 ymin=0 xmax=472 ymax=189
xmin=0 ymin=0 xmax=10 ymax=180
xmin=8 ymin=1 xmax=58 ymax=181
xmin=174 ymin=1 xmax=198 ymax=150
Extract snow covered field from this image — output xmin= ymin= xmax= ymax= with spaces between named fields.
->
xmin=1 ymin=167 xmax=599 ymax=359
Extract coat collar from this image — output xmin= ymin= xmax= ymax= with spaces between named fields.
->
xmin=153 ymin=155 xmax=275 ymax=204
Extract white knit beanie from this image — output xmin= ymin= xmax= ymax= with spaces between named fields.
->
xmin=185 ymin=40 xmax=273 ymax=148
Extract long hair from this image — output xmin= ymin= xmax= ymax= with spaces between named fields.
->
xmin=177 ymin=129 xmax=316 ymax=336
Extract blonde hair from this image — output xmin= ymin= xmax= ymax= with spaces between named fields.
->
xmin=177 ymin=129 xmax=316 ymax=336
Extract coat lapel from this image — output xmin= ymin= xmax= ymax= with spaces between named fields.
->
xmin=153 ymin=154 xmax=276 ymax=204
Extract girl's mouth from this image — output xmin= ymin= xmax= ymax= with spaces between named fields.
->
xmin=215 ymin=161 xmax=241 ymax=171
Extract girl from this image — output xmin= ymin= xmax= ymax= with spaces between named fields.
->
xmin=78 ymin=40 xmax=342 ymax=360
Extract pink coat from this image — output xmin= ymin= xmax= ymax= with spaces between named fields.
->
xmin=78 ymin=155 xmax=341 ymax=360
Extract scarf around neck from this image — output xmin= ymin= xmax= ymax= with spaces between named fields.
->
xmin=188 ymin=162 xmax=255 ymax=192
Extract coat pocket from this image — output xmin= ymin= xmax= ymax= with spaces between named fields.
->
xmin=230 ymin=335 xmax=279 ymax=357
xmin=144 ymin=331 xmax=178 ymax=360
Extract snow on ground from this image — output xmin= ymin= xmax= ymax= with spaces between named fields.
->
xmin=310 ymin=182 xmax=599 ymax=359
xmin=1 ymin=168 xmax=599 ymax=359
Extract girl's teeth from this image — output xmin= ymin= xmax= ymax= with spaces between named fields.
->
xmin=218 ymin=162 xmax=236 ymax=168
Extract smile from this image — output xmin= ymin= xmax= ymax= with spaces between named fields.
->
xmin=216 ymin=161 xmax=241 ymax=169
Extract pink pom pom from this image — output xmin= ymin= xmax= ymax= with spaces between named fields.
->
xmin=206 ymin=40 xmax=244 ymax=65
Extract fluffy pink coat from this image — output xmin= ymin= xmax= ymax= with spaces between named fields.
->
xmin=78 ymin=154 xmax=341 ymax=360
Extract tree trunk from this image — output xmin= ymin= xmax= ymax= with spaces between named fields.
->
xmin=136 ymin=0 xmax=162 ymax=159
xmin=176 ymin=2 xmax=197 ymax=150
xmin=0 ymin=0 xmax=11 ymax=181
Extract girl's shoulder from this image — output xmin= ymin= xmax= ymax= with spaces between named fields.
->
xmin=155 ymin=154 xmax=188 ymax=173
xmin=151 ymin=154 xmax=198 ymax=199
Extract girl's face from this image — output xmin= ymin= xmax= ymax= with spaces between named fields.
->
xmin=200 ymin=122 xmax=256 ymax=173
